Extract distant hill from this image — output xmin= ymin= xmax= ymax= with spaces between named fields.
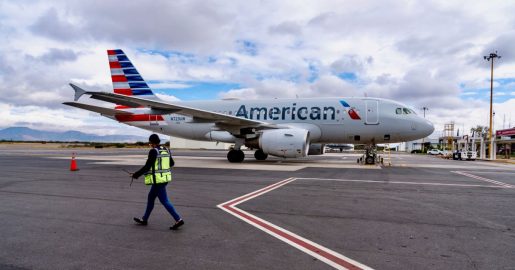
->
xmin=0 ymin=127 xmax=148 ymax=143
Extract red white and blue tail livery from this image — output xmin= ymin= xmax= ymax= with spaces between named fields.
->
xmin=107 ymin=49 xmax=156 ymax=98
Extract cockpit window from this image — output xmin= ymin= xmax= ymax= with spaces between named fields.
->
xmin=397 ymin=107 xmax=417 ymax=115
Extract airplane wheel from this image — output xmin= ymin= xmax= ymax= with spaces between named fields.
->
xmin=227 ymin=149 xmax=245 ymax=163
xmin=365 ymin=156 xmax=375 ymax=164
xmin=254 ymin=149 xmax=268 ymax=160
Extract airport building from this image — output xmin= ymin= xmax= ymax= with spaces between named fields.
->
xmin=169 ymin=136 xmax=231 ymax=150
xmin=496 ymin=127 xmax=515 ymax=159
xmin=403 ymin=137 xmax=439 ymax=152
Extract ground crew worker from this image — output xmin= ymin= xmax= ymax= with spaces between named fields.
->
xmin=130 ymin=134 xmax=184 ymax=230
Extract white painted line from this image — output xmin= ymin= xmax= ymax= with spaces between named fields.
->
xmin=296 ymin=177 xmax=509 ymax=188
xmin=451 ymin=171 xmax=514 ymax=188
xmin=217 ymin=178 xmax=373 ymax=270
xmin=465 ymin=171 xmax=515 ymax=175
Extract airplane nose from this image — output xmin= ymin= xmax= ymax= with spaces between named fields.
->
xmin=421 ymin=118 xmax=435 ymax=137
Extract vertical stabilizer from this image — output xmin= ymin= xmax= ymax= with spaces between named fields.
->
xmin=107 ymin=49 xmax=158 ymax=99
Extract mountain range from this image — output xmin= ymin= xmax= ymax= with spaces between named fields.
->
xmin=0 ymin=127 xmax=148 ymax=143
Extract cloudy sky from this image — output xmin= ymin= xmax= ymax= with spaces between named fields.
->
xmin=0 ymin=0 xmax=514 ymax=137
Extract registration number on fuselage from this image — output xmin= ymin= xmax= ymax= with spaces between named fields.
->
xmin=170 ymin=116 xmax=186 ymax=121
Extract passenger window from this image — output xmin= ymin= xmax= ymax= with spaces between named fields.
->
xmin=396 ymin=108 xmax=402 ymax=114
xmin=403 ymin=108 xmax=411 ymax=114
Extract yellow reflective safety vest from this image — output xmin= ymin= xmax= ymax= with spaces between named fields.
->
xmin=144 ymin=146 xmax=172 ymax=185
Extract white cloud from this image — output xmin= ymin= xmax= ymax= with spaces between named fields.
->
xmin=1 ymin=0 xmax=515 ymax=137
xmin=148 ymin=82 xmax=190 ymax=89
xmin=154 ymin=93 xmax=181 ymax=102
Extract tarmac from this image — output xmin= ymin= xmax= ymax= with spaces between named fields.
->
xmin=0 ymin=145 xmax=514 ymax=270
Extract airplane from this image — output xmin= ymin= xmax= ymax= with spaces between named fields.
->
xmin=64 ymin=49 xmax=434 ymax=163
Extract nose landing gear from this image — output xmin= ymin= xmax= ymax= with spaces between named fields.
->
xmin=357 ymin=144 xmax=378 ymax=165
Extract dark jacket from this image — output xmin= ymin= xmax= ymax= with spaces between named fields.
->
xmin=133 ymin=146 xmax=174 ymax=179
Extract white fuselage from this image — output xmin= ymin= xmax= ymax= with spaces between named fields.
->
xmin=109 ymin=97 xmax=434 ymax=145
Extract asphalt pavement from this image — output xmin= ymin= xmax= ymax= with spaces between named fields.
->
xmin=0 ymin=147 xmax=514 ymax=270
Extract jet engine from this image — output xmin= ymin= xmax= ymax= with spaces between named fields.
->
xmin=247 ymin=129 xmax=310 ymax=158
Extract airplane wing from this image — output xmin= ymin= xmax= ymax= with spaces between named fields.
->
xmin=67 ymin=83 xmax=281 ymax=128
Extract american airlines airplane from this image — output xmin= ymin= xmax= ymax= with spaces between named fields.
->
xmin=64 ymin=49 xmax=434 ymax=163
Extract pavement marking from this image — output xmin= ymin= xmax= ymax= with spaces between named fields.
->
xmin=297 ymin=177 xmax=509 ymax=188
xmin=467 ymin=171 xmax=515 ymax=175
xmin=217 ymin=178 xmax=373 ymax=270
xmin=217 ymin=175 xmax=510 ymax=269
xmin=451 ymin=171 xmax=514 ymax=188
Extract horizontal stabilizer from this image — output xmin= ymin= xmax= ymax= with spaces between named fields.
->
xmin=63 ymin=102 xmax=133 ymax=116
xmin=69 ymin=83 xmax=87 ymax=101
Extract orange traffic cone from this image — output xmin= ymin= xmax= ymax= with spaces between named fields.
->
xmin=70 ymin=152 xmax=79 ymax=171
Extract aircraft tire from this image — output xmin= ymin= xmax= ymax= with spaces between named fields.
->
xmin=365 ymin=156 xmax=375 ymax=164
xmin=254 ymin=149 xmax=268 ymax=160
xmin=227 ymin=149 xmax=245 ymax=163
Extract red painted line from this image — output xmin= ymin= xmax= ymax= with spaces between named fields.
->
xmin=223 ymin=204 xmax=363 ymax=270
xmin=115 ymin=114 xmax=164 ymax=122
xmin=219 ymin=178 xmax=371 ymax=270
xmin=107 ymin=50 xmax=117 ymax=55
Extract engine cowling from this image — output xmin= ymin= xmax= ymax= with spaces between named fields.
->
xmin=257 ymin=129 xmax=310 ymax=158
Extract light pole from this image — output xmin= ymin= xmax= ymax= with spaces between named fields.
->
xmin=421 ymin=107 xmax=429 ymax=152
xmin=484 ymin=51 xmax=501 ymax=160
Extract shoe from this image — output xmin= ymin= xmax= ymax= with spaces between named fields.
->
xmin=133 ymin=217 xmax=147 ymax=225
xmin=170 ymin=219 xmax=184 ymax=230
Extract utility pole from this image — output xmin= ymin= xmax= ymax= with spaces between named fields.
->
xmin=484 ymin=51 xmax=501 ymax=160
xmin=421 ymin=107 xmax=429 ymax=152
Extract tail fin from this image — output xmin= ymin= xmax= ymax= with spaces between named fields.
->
xmin=107 ymin=49 xmax=158 ymax=98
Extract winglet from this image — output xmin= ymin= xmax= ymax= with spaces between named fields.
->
xmin=69 ymin=83 xmax=87 ymax=101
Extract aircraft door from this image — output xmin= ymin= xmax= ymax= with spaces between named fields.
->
xmin=365 ymin=100 xmax=379 ymax=125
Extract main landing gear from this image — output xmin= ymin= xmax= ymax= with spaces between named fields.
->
xmin=254 ymin=149 xmax=268 ymax=160
xmin=227 ymin=149 xmax=245 ymax=163
xmin=227 ymin=139 xmax=245 ymax=163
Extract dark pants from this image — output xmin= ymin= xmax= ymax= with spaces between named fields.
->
xmin=142 ymin=183 xmax=181 ymax=222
